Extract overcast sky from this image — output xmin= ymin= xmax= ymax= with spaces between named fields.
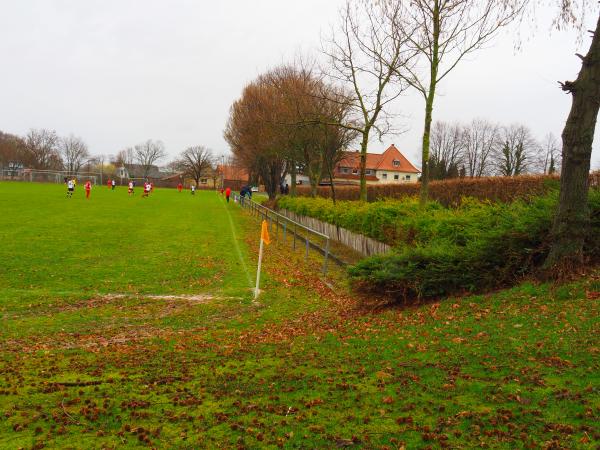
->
xmin=0 ymin=0 xmax=598 ymax=168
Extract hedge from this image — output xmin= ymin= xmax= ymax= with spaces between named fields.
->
xmin=348 ymin=189 xmax=600 ymax=302
xmin=296 ymin=175 xmax=559 ymax=206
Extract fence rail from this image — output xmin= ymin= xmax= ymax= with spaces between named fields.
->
xmin=234 ymin=195 xmax=341 ymax=274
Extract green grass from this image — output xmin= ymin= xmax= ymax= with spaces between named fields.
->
xmin=0 ymin=182 xmax=598 ymax=449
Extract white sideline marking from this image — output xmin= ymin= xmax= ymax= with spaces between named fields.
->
xmin=220 ymin=195 xmax=253 ymax=287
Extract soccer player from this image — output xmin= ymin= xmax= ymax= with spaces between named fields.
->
xmin=84 ymin=180 xmax=91 ymax=199
xmin=191 ymin=184 xmax=196 ymax=195
xmin=66 ymin=179 xmax=74 ymax=198
xmin=225 ymin=187 xmax=231 ymax=203
xmin=111 ymin=179 xmax=116 ymax=190
xmin=128 ymin=180 xmax=134 ymax=196
xmin=107 ymin=179 xmax=111 ymax=189
xmin=177 ymin=183 xmax=183 ymax=192
xmin=142 ymin=182 xmax=151 ymax=198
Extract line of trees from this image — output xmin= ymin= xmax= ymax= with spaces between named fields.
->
xmin=1 ymin=129 xmax=222 ymax=186
xmin=429 ymin=121 xmax=562 ymax=180
xmin=224 ymin=0 xmax=597 ymax=274
xmin=0 ymin=128 xmax=90 ymax=175
xmin=224 ymin=64 xmax=357 ymax=201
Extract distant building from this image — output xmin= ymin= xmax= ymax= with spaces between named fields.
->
xmin=284 ymin=144 xmax=420 ymax=186
xmin=217 ymin=164 xmax=250 ymax=190
xmin=333 ymin=144 xmax=420 ymax=184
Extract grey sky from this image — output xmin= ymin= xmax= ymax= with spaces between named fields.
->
xmin=0 ymin=0 xmax=598 ymax=168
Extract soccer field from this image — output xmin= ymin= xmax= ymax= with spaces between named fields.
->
xmin=1 ymin=182 xmax=598 ymax=449
xmin=0 ymin=182 xmax=252 ymax=299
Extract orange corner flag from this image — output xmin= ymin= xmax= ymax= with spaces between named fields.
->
xmin=261 ymin=220 xmax=271 ymax=245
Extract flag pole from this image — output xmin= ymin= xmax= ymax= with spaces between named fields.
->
xmin=254 ymin=236 xmax=264 ymax=299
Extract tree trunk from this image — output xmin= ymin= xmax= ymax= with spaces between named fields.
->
xmin=326 ymin=163 xmax=337 ymax=204
xmin=359 ymin=130 xmax=369 ymax=202
xmin=419 ymin=91 xmax=435 ymax=205
xmin=419 ymin=0 xmax=440 ymax=207
xmin=290 ymin=160 xmax=297 ymax=197
xmin=544 ymin=14 xmax=600 ymax=274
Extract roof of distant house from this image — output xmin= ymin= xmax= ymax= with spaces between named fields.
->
xmin=338 ymin=144 xmax=420 ymax=174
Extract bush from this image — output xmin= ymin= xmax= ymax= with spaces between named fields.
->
xmin=348 ymin=189 xmax=600 ymax=302
xmin=296 ymin=175 xmax=560 ymax=206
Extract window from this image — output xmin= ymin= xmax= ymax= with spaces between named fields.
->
xmin=405 ymin=175 xmax=411 ymax=181
xmin=340 ymin=167 xmax=350 ymax=174
xmin=394 ymin=174 xmax=399 ymax=180
xmin=393 ymin=160 xmax=400 ymax=167
xmin=352 ymin=169 xmax=358 ymax=175
xmin=365 ymin=169 xmax=372 ymax=175
xmin=200 ymin=178 xmax=207 ymax=184
xmin=382 ymin=173 xmax=387 ymax=180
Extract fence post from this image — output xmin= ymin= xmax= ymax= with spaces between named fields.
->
xmin=305 ymin=237 xmax=309 ymax=261
xmin=283 ymin=222 xmax=287 ymax=242
xmin=322 ymin=237 xmax=330 ymax=275
xmin=293 ymin=223 xmax=297 ymax=250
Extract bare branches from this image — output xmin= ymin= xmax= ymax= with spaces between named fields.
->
xmin=321 ymin=0 xmax=415 ymax=200
xmin=174 ymin=146 xmax=214 ymax=185
xmin=134 ymin=140 xmax=167 ymax=179
xmin=60 ymin=135 xmax=89 ymax=175
xmin=24 ymin=128 xmax=62 ymax=170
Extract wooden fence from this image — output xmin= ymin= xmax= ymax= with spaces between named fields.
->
xmin=280 ymin=209 xmax=391 ymax=257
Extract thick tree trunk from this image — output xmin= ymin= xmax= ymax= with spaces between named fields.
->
xmin=544 ymin=14 xmax=600 ymax=274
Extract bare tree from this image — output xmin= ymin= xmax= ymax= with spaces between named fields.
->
xmin=322 ymin=0 xmax=415 ymax=201
xmin=429 ymin=121 xmax=464 ymax=179
xmin=114 ymin=147 xmax=135 ymax=167
xmin=493 ymin=124 xmax=539 ymax=176
xmin=0 ymin=131 xmax=26 ymax=174
xmin=60 ymin=134 xmax=89 ymax=175
xmin=23 ymin=128 xmax=61 ymax=170
xmin=463 ymin=119 xmax=499 ymax=178
xmin=175 ymin=146 xmax=214 ymax=186
xmin=224 ymin=79 xmax=287 ymax=200
xmin=134 ymin=140 xmax=167 ymax=178
xmin=390 ymin=1 xmax=524 ymax=203
xmin=539 ymin=132 xmax=562 ymax=174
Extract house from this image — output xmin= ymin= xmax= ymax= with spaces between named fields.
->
xmin=117 ymin=164 xmax=165 ymax=180
xmin=217 ymin=164 xmax=250 ymax=190
xmin=334 ymin=144 xmax=420 ymax=184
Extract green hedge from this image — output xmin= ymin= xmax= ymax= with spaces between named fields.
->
xmin=348 ymin=190 xmax=600 ymax=301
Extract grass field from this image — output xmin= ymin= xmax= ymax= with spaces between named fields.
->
xmin=1 ymin=182 xmax=599 ymax=449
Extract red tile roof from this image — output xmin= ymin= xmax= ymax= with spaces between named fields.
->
xmin=337 ymin=144 xmax=420 ymax=174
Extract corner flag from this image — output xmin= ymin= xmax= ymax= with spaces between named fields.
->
xmin=260 ymin=220 xmax=271 ymax=245
xmin=255 ymin=220 xmax=270 ymax=299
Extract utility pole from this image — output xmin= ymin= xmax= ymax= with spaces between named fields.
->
xmin=221 ymin=155 xmax=225 ymax=189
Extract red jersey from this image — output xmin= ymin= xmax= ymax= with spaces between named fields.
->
xmin=85 ymin=182 xmax=91 ymax=191
xmin=225 ymin=187 xmax=231 ymax=197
